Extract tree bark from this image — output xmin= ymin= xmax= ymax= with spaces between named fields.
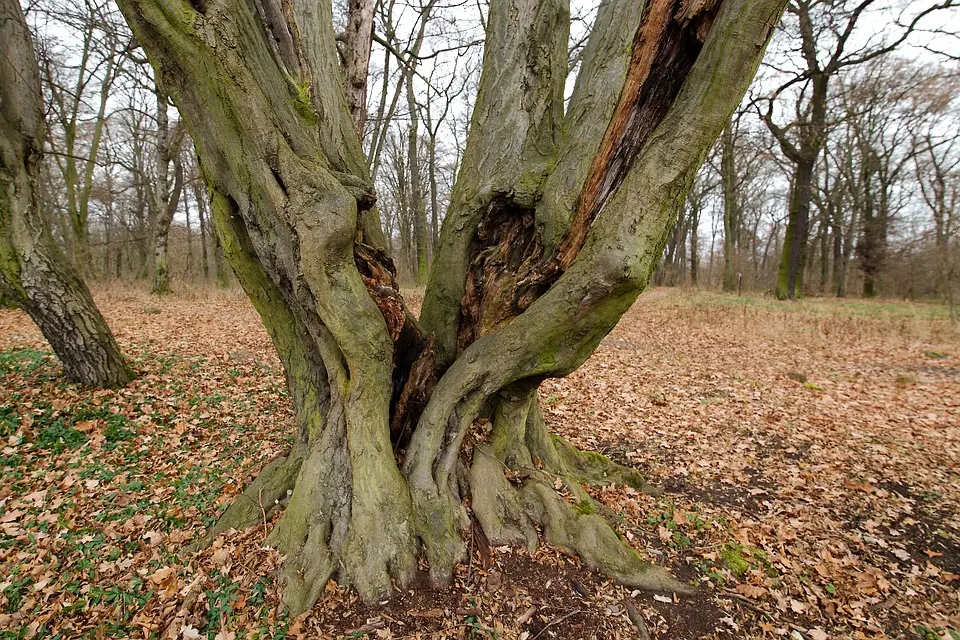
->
xmin=776 ymin=157 xmax=814 ymax=299
xmin=117 ymin=0 xmax=785 ymax=616
xmin=341 ymin=0 xmax=376 ymax=135
xmin=721 ymin=119 xmax=738 ymax=291
xmin=0 ymin=0 xmax=133 ymax=388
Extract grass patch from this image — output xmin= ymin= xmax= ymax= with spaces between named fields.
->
xmin=37 ymin=419 xmax=88 ymax=452
xmin=0 ymin=348 xmax=49 ymax=376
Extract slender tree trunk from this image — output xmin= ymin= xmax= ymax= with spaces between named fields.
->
xmin=195 ymin=180 xmax=211 ymax=279
xmin=150 ymin=88 xmax=186 ymax=295
xmin=104 ymin=171 xmax=114 ymax=278
xmin=690 ymin=201 xmax=700 ymax=286
xmin=0 ymin=0 xmax=132 ymax=388
xmin=212 ymin=232 xmax=230 ymax=288
xmin=342 ymin=0 xmax=375 ymax=135
xmin=818 ymin=215 xmax=828 ymax=293
xmin=776 ymin=159 xmax=813 ymax=299
xmin=839 ymin=203 xmax=857 ymax=298
xmin=405 ymin=72 xmax=428 ymax=284
xmin=428 ymin=134 xmax=440 ymax=257
xmin=858 ymin=163 xmax=881 ymax=298
xmin=831 ymin=202 xmax=843 ymax=296
xmin=118 ymin=0 xmax=785 ymax=616
xmin=721 ymin=120 xmax=738 ymax=291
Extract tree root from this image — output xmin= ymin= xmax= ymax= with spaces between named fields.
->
xmin=470 ymin=444 xmax=692 ymax=595
xmin=195 ymin=391 xmax=690 ymax=618
xmin=471 ymin=388 xmax=690 ymax=594
xmin=187 ymin=448 xmax=304 ymax=553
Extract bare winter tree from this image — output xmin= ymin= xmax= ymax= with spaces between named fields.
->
xmin=757 ymin=0 xmax=956 ymax=299
xmin=0 ymin=0 xmax=133 ymax=388
xmin=34 ymin=0 xmax=132 ymax=273
xmin=116 ymin=0 xmax=785 ymax=615
xmin=148 ymin=83 xmax=186 ymax=295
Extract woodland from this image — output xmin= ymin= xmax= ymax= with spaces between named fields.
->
xmin=0 ymin=0 xmax=958 ymax=636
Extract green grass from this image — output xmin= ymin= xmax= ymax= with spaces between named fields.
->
xmin=662 ymin=289 xmax=953 ymax=320
xmin=37 ymin=419 xmax=88 ymax=452
xmin=0 ymin=348 xmax=50 ymax=376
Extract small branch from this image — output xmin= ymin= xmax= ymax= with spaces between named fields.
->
xmin=530 ymin=610 xmax=583 ymax=640
xmin=623 ymin=597 xmax=652 ymax=640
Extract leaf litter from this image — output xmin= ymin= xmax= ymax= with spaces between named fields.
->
xmin=0 ymin=286 xmax=957 ymax=639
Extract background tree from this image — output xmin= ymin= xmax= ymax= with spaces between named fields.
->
xmin=34 ymin=0 xmax=131 ymax=272
xmin=147 ymin=83 xmax=186 ymax=295
xmin=0 ymin=0 xmax=132 ymax=388
xmin=757 ymin=0 xmax=954 ymax=299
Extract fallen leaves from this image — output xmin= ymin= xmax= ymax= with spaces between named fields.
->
xmin=0 ymin=287 xmax=957 ymax=639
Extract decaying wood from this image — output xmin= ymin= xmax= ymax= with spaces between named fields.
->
xmin=456 ymin=0 xmax=726 ymax=352
xmin=354 ymin=242 xmax=437 ymax=442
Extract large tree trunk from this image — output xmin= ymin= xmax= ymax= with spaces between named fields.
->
xmin=117 ymin=0 xmax=785 ymax=617
xmin=0 ymin=0 xmax=133 ymax=388
xmin=776 ymin=158 xmax=814 ymax=299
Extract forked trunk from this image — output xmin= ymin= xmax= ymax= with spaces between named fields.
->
xmin=118 ymin=0 xmax=785 ymax=616
xmin=0 ymin=0 xmax=133 ymax=389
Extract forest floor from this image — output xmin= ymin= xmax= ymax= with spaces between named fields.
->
xmin=0 ymin=286 xmax=957 ymax=640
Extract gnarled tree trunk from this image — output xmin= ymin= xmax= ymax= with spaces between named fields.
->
xmin=0 ymin=0 xmax=133 ymax=389
xmin=117 ymin=0 xmax=785 ymax=616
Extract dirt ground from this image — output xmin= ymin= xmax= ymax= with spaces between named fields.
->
xmin=0 ymin=286 xmax=957 ymax=639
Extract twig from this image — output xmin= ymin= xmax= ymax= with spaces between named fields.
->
xmin=258 ymin=487 xmax=267 ymax=539
xmin=346 ymin=616 xmax=385 ymax=634
xmin=531 ymin=610 xmax=582 ymax=640
xmin=721 ymin=590 xmax=775 ymax=622
xmin=623 ymin=598 xmax=652 ymax=640
xmin=517 ymin=605 xmax=537 ymax=625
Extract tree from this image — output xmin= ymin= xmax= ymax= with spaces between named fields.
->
xmin=36 ymin=0 xmax=131 ymax=272
xmin=148 ymin=83 xmax=186 ymax=295
xmin=0 ymin=0 xmax=133 ymax=388
xmin=721 ymin=117 xmax=741 ymax=291
xmin=758 ymin=0 xmax=956 ymax=299
xmin=117 ymin=0 xmax=785 ymax=615
xmin=911 ymin=72 xmax=960 ymax=302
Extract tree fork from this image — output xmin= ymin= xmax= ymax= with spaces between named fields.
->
xmin=117 ymin=0 xmax=786 ymax=618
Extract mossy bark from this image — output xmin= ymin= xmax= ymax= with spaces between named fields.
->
xmin=116 ymin=0 xmax=785 ymax=618
xmin=0 ymin=0 xmax=133 ymax=389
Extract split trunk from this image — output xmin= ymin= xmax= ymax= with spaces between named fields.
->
xmin=117 ymin=0 xmax=785 ymax=615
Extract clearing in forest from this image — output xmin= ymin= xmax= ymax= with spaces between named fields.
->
xmin=0 ymin=287 xmax=957 ymax=639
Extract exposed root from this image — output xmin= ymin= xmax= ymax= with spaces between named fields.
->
xmin=265 ymin=422 xmax=351 ymax=616
xmin=406 ymin=470 xmax=469 ymax=586
xmin=340 ymin=468 xmax=417 ymax=604
xmin=471 ymin=443 xmax=691 ymax=595
xmin=523 ymin=482 xmax=690 ymax=593
xmin=194 ymin=388 xmax=686 ymax=619
xmin=471 ymin=389 xmax=690 ymax=595
xmin=187 ymin=448 xmax=304 ymax=553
